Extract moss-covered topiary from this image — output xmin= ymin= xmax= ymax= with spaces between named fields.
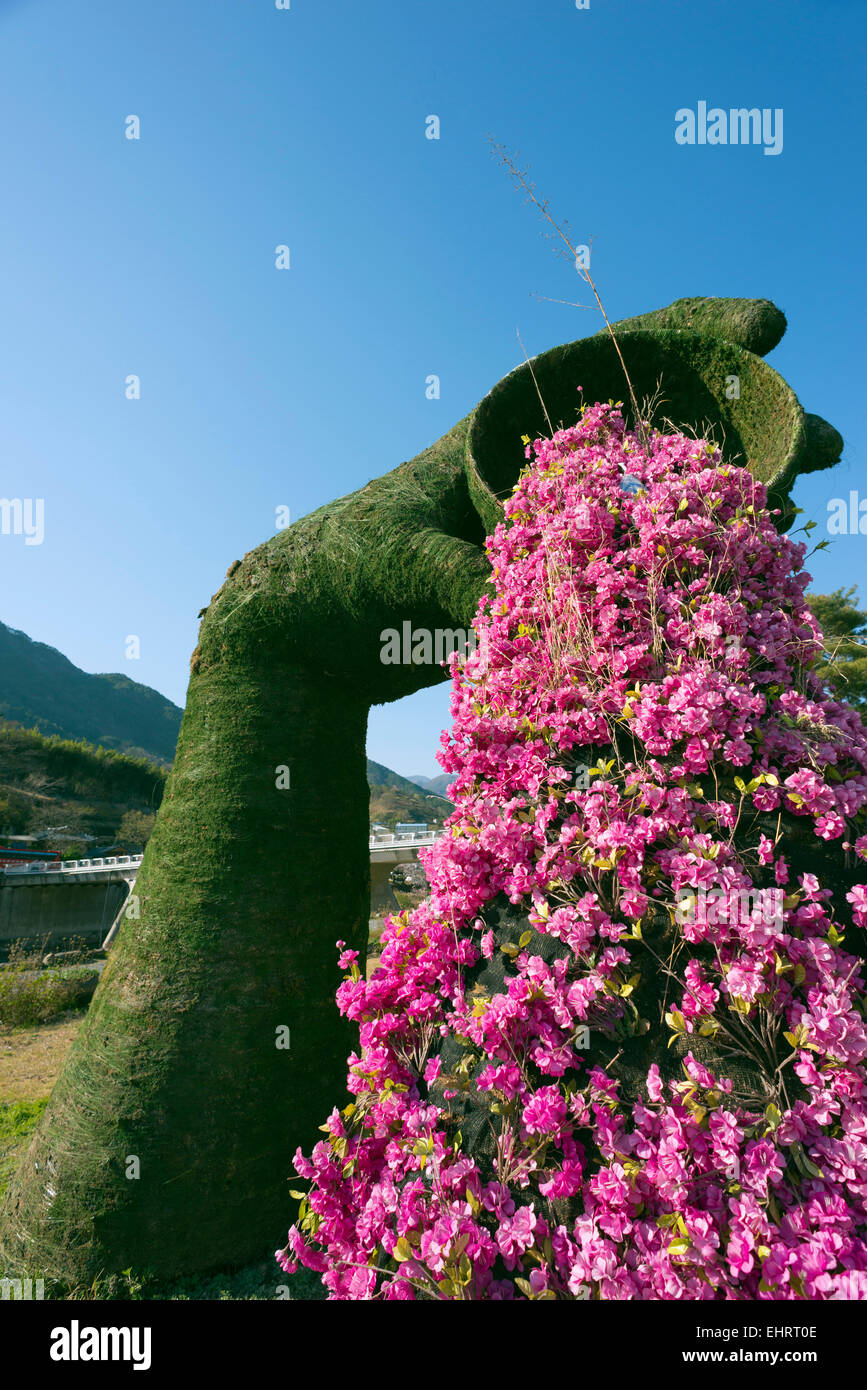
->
xmin=0 ymin=298 xmax=843 ymax=1284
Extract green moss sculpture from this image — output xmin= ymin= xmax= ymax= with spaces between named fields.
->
xmin=0 ymin=298 xmax=843 ymax=1283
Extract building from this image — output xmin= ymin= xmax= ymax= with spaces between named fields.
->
xmin=0 ymin=845 xmax=60 ymax=869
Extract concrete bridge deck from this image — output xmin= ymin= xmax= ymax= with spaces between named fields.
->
xmin=1 ymin=835 xmax=441 ymax=952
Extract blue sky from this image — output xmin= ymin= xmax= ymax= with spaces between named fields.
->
xmin=0 ymin=0 xmax=864 ymax=778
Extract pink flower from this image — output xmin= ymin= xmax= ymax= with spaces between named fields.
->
xmin=815 ymin=812 xmax=845 ymax=840
xmin=281 ymin=404 xmax=867 ymax=1303
xmin=496 ymin=1206 xmax=537 ymax=1268
xmin=757 ymin=834 xmax=775 ymax=865
xmin=847 ymin=884 xmax=867 ymax=928
xmin=522 ymin=1086 xmax=568 ymax=1136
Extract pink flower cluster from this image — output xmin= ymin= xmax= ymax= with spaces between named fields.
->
xmin=278 ymin=402 xmax=867 ymax=1299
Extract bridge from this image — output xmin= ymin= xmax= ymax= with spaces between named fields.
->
xmin=369 ymin=830 xmax=438 ymax=857
xmin=368 ymin=830 xmax=440 ymax=916
xmin=0 ymin=835 xmax=441 ymax=952
xmin=0 ymin=855 xmax=143 ymax=953
xmin=1 ymin=855 xmax=144 ymax=884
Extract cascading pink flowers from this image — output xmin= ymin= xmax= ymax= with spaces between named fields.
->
xmin=277 ymin=400 xmax=867 ymax=1300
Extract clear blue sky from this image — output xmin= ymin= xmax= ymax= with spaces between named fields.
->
xmin=0 ymin=0 xmax=864 ymax=778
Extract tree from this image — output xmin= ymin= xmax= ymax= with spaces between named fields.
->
xmin=61 ymin=843 xmax=89 ymax=861
xmin=117 ymin=810 xmax=156 ymax=849
xmin=806 ymin=587 xmax=867 ymax=710
xmin=0 ymin=790 xmax=30 ymax=834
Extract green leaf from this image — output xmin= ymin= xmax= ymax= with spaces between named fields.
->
xmin=765 ymin=1103 xmax=782 ymax=1132
xmin=656 ymin=1212 xmax=679 ymax=1229
xmin=393 ymin=1237 xmax=413 ymax=1262
xmin=668 ymin=1238 xmax=691 ymax=1256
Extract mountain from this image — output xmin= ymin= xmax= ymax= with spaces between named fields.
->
xmin=408 ymin=772 xmax=456 ymax=800
xmin=0 ymin=621 xmax=450 ymax=828
xmin=0 ymin=723 xmax=447 ymax=853
xmin=0 ymin=721 xmax=167 ymax=852
xmin=365 ymin=760 xmax=452 ymax=827
xmin=0 ymin=622 xmax=182 ymax=764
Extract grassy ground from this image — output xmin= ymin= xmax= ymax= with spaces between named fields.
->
xmin=0 ymin=1007 xmax=85 ymax=1200
xmin=393 ymin=888 xmax=426 ymax=912
xmin=0 ymin=1095 xmax=48 ymax=1199
xmin=0 ymin=1013 xmax=85 ymax=1102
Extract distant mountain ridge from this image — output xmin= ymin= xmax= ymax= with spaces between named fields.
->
xmin=0 ymin=620 xmax=450 ymax=824
xmin=363 ymin=760 xmax=452 ymax=825
xmin=408 ymin=772 xmax=455 ymax=799
xmin=0 ymin=621 xmax=183 ymax=764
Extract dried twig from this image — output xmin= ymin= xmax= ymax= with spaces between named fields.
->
xmin=490 ymin=138 xmax=651 ymax=454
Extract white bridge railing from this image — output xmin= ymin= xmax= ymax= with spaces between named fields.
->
xmin=368 ymin=832 xmax=439 ymax=849
xmin=4 ymin=834 xmax=439 ymax=877
xmin=2 ymin=854 xmax=144 ymax=876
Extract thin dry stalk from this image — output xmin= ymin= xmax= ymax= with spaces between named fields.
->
xmin=490 ymin=138 xmax=651 ymax=455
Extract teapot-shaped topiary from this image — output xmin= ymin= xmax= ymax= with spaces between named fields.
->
xmin=0 ymin=297 xmax=843 ymax=1285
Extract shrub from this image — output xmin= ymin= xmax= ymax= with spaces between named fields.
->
xmin=0 ymin=946 xmax=98 ymax=1028
xmin=278 ymin=403 xmax=867 ymax=1300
